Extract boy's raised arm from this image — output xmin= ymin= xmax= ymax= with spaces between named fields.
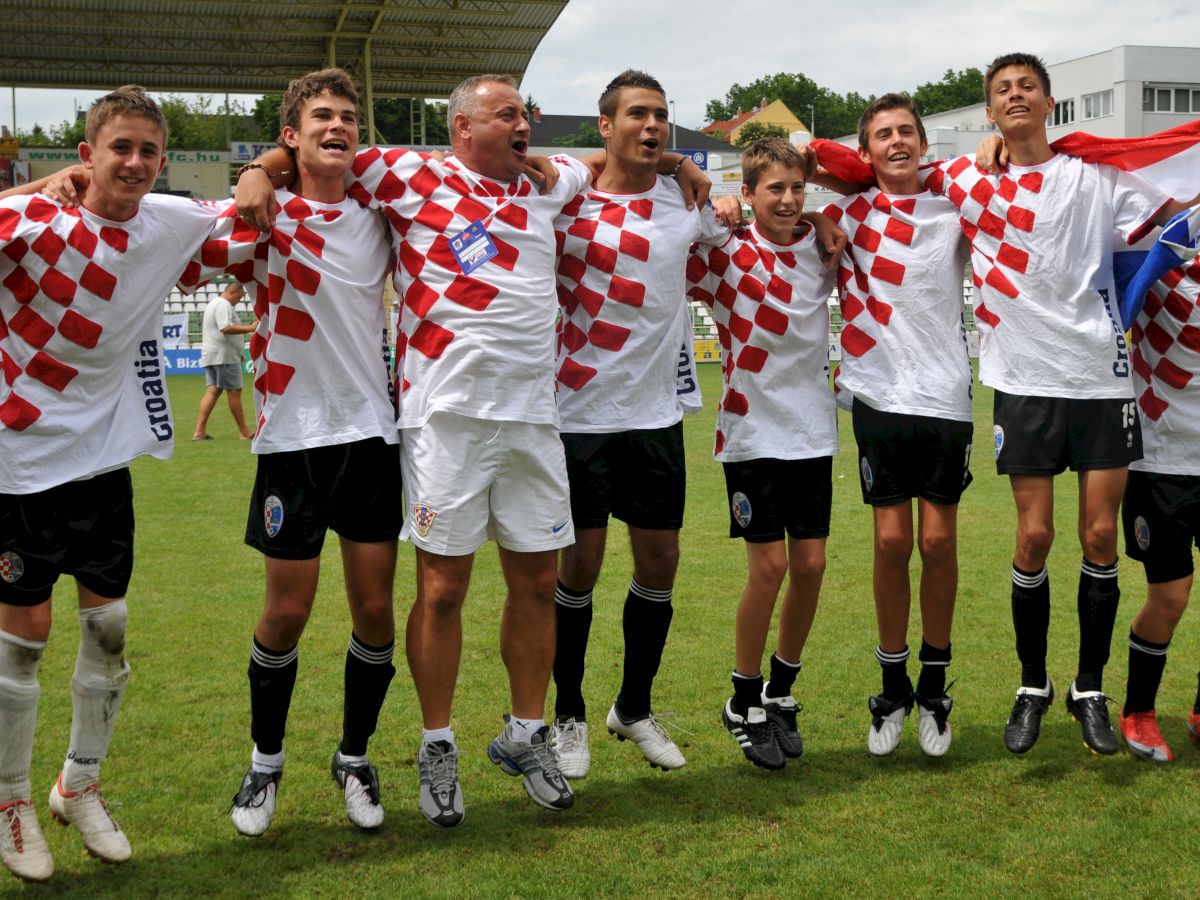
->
xmin=234 ymin=146 xmax=295 ymax=231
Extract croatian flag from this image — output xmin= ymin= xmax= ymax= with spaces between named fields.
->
xmin=1051 ymin=121 xmax=1200 ymax=326
xmin=813 ymin=120 xmax=1200 ymax=327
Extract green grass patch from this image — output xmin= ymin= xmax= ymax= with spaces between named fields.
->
xmin=12 ymin=367 xmax=1198 ymax=898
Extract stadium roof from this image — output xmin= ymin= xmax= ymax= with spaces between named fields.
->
xmin=0 ymin=0 xmax=567 ymax=99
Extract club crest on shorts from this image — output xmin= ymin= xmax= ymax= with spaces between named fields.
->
xmin=860 ymin=457 xmax=874 ymax=493
xmin=0 ymin=551 xmax=23 ymax=584
xmin=412 ymin=503 xmax=437 ymax=537
xmin=1134 ymin=515 xmax=1151 ymax=552
xmin=264 ymin=495 xmax=284 ymax=538
xmin=731 ymin=492 xmax=752 ymax=528
xmin=993 ymin=424 xmax=1005 ymax=460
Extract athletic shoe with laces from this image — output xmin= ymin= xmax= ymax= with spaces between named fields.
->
xmin=867 ymin=693 xmax=912 ymax=756
xmin=1004 ymin=679 xmax=1054 ymax=754
xmin=1065 ymin=682 xmax=1119 ymax=755
xmin=915 ymin=693 xmax=954 ymax=757
xmin=1118 ymin=708 xmax=1174 ymax=763
xmin=722 ymin=698 xmax=785 ymax=770
xmin=550 ymin=716 xmax=591 ymax=779
xmin=230 ymin=768 xmax=280 ymax=837
xmin=605 ymin=703 xmax=686 ymax=770
xmin=0 ymin=799 xmax=53 ymax=882
xmin=487 ymin=716 xmax=575 ymax=811
xmin=48 ymin=774 xmax=131 ymax=863
xmin=761 ymin=688 xmax=803 ymax=759
xmin=1188 ymin=708 xmax=1200 ymax=743
xmin=330 ymin=753 xmax=384 ymax=829
xmin=417 ymin=740 xmax=464 ymax=827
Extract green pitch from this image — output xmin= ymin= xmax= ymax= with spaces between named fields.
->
xmin=14 ymin=367 xmax=1198 ymax=898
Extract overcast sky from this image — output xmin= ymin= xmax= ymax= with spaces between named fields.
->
xmin=3 ymin=0 xmax=1195 ymax=135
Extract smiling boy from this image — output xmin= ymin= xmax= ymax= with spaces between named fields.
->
xmin=686 ymin=138 xmax=836 ymax=769
xmin=192 ymin=69 xmax=401 ymax=838
xmin=922 ymin=53 xmax=1194 ymax=756
xmin=0 ymin=86 xmax=228 ymax=881
xmin=820 ymin=95 xmax=973 ymax=757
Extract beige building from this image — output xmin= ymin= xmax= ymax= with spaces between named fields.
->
xmin=703 ymin=98 xmax=809 ymax=144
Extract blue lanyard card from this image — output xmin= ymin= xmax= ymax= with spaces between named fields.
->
xmin=449 ymin=220 xmax=498 ymax=275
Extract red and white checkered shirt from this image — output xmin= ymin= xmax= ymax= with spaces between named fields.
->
xmin=554 ymin=178 xmax=727 ymax=432
xmin=687 ymin=223 xmax=836 ymax=462
xmin=924 ymin=153 xmax=1167 ymax=399
xmin=180 ymin=189 xmax=396 ymax=454
xmin=823 ymin=188 xmax=972 ymax=421
xmin=0 ymin=193 xmax=224 ymax=494
xmin=348 ymin=149 xmax=592 ymax=429
xmin=1131 ymin=253 xmax=1200 ymax=474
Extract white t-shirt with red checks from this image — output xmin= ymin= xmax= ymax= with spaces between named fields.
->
xmin=0 ymin=193 xmax=224 ymax=495
xmin=686 ymin=222 xmax=836 ymax=462
xmin=554 ymin=178 xmax=728 ymax=432
xmin=1130 ymin=256 xmax=1200 ymax=475
xmin=346 ymin=149 xmax=593 ymax=429
xmin=179 ymin=189 xmax=395 ymax=455
xmin=923 ymin=153 xmax=1167 ymax=399
xmin=823 ymin=188 xmax=972 ymax=421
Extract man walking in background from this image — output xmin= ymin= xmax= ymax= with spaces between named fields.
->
xmin=193 ymin=281 xmax=256 ymax=441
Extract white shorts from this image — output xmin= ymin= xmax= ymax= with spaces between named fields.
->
xmin=400 ymin=412 xmax=575 ymax=555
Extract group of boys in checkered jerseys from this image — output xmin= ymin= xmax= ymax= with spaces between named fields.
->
xmin=0 ymin=53 xmax=1198 ymax=883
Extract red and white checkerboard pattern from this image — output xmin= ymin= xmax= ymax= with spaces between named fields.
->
xmin=1131 ymin=257 xmax=1200 ymax=473
xmin=554 ymin=179 xmax=726 ymax=433
xmin=687 ymin=224 xmax=836 ymax=462
xmin=1 ymin=193 xmax=224 ymax=494
xmin=0 ymin=197 xmax=121 ymax=432
xmin=180 ymin=189 xmax=395 ymax=454
xmin=351 ymin=149 xmax=591 ymax=428
xmin=925 ymin=153 xmax=1166 ymax=399
xmin=823 ymin=188 xmax=973 ymax=421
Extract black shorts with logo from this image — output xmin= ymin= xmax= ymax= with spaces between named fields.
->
xmin=0 ymin=468 xmax=134 ymax=606
xmin=561 ymin=423 xmax=686 ymax=530
xmin=852 ymin=399 xmax=973 ymax=506
xmin=722 ymin=456 xmax=832 ymax=543
xmin=245 ymin=437 xmax=403 ymax=560
xmin=993 ymin=391 xmax=1141 ymax=475
xmin=1123 ymin=470 xmax=1200 ymax=584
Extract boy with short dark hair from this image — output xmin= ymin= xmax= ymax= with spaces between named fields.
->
xmin=821 ymin=93 xmax=972 ymax=757
xmin=190 ymin=68 xmax=401 ymax=838
xmin=924 ymin=52 xmax=1193 ymax=755
xmin=0 ymin=85 xmax=227 ymax=882
xmin=550 ymin=69 xmax=730 ymax=775
xmin=686 ymin=137 xmax=836 ymax=770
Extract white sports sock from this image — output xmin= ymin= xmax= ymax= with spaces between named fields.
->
xmin=336 ymin=751 xmax=368 ymax=767
xmin=422 ymin=727 xmax=455 ymax=746
xmin=508 ymin=717 xmax=545 ymax=743
xmin=251 ymin=746 xmax=285 ymax=775
xmin=0 ymin=629 xmax=45 ymax=803
xmin=62 ymin=600 xmax=131 ymax=792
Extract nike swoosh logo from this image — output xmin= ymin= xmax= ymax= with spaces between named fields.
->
xmin=552 ymin=520 xmax=570 ymax=534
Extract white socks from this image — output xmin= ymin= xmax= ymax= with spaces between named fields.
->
xmin=0 ymin=629 xmax=45 ymax=803
xmin=62 ymin=600 xmax=131 ymax=792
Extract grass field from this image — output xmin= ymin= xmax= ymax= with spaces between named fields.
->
xmin=8 ymin=365 xmax=1199 ymax=899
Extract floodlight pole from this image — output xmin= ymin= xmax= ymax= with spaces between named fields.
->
xmin=808 ymin=103 xmax=815 ymax=138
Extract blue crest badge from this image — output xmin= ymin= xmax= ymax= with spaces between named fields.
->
xmin=0 ymin=550 xmax=23 ymax=584
xmin=860 ymin=457 xmax=874 ymax=493
xmin=731 ymin=492 xmax=752 ymax=528
xmin=993 ymin=424 xmax=1005 ymax=460
xmin=1134 ymin=515 xmax=1151 ymax=552
xmin=264 ymin=495 xmax=284 ymax=538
